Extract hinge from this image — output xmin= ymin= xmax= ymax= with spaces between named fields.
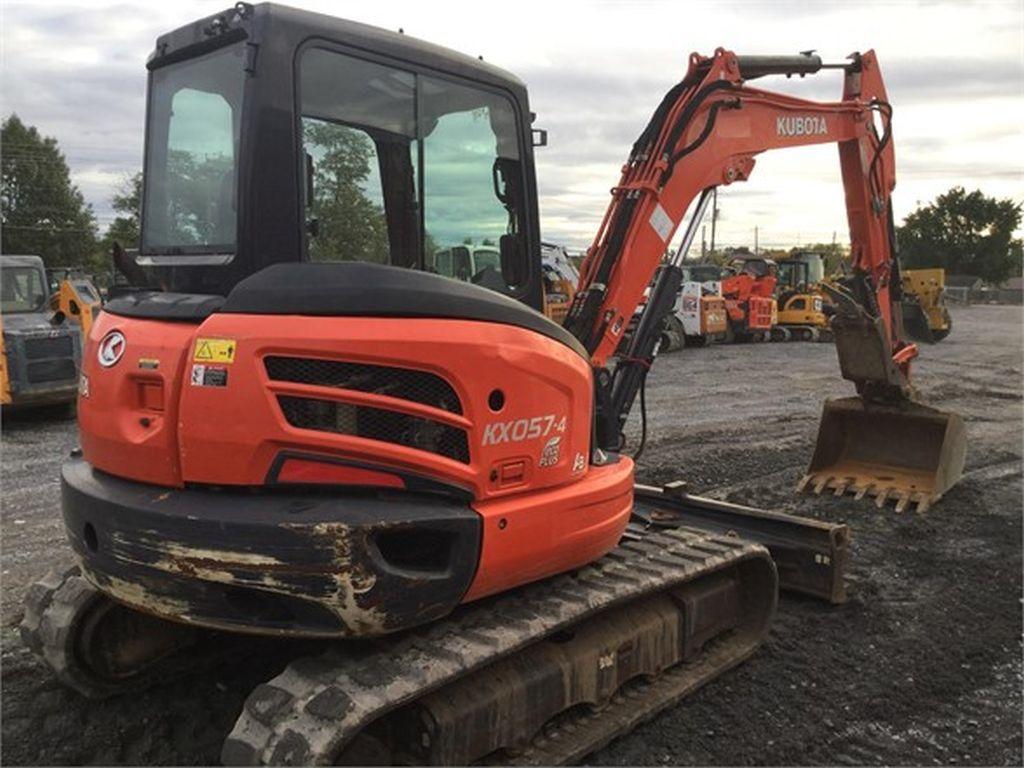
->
xmin=244 ymin=42 xmax=259 ymax=74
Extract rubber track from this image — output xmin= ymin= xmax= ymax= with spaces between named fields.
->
xmin=223 ymin=527 xmax=776 ymax=765
xmin=20 ymin=563 xmax=255 ymax=700
xmin=19 ymin=563 xmax=116 ymax=698
xmin=507 ymin=638 xmax=743 ymax=765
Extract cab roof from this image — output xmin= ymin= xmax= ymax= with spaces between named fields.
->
xmin=0 ymin=255 xmax=45 ymax=269
xmin=150 ymin=2 xmax=527 ymax=95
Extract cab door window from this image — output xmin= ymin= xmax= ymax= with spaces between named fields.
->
xmin=419 ymin=76 xmax=524 ymax=292
xmin=298 ymin=48 xmax=527 ymax=294
xmin=300 ymin=49 xmax=418 ymax=266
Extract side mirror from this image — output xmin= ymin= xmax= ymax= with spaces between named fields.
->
xmin=531 ymin=128 xmax=548 ymax=147
xmin=499 ymin=234 xmax=525 ymax=288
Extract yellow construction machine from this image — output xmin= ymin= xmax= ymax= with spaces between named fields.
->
xmin=900 ymin=267 xmax=952 ymax=342
xmin=1 ymin=256 xmax=101 ymax=410
xmin=774 ymin=251 xmax=833 ymax=341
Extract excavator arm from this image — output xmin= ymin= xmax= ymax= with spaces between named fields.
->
xmin=567 ymin=48 xmax=965 ymax=511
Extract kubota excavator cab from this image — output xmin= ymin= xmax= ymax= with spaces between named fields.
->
xmin=130 ymin=4 xmax=545 ymax=304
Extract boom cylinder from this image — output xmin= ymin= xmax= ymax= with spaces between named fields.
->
xmin=736 ymin=54 xmax=823 ymax=79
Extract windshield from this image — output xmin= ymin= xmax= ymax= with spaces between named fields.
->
xmin=803 ymin=255 xmax=825 ymax=284
xmin=474 ymin=249 xmax=501 ymax=273
xmin=1 ymin=266 xmax=47 ymax=314
xmin=141 ymin=43 xmax=245 ymax=254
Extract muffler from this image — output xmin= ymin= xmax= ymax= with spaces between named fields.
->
xmin=798 ymin=396 xmax=967 ymax=513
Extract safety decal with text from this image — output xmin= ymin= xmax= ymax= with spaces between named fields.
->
xmin=193 ymin=338 xmax=237 ymax=364
xmin=190 ymin=364 xmax=229 ymax=388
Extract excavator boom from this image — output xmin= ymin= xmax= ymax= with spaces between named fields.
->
xmin=566 ymin=48 xmax=965 ymax=511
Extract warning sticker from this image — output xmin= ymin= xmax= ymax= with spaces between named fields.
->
xmin=193 ymin=338 xmax=236 ymax=364
xmin=190 ymin=364 xmax=229 ymax=388
xmin=648 ymin=204 xmax=674 ymax=242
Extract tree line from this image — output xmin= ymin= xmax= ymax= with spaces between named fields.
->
xmin=2 ymin=113 xmax=1022 ymax=286
xmin=2 ymin=114 xmax=140 ymax=282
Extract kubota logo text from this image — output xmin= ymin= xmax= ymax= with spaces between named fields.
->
xmin=482 ymin=414 xmax=567 ymax=446
xmin=97 ymin=331 xmax=126 ymax=368
xmin=776 ymin=116 xmax=828 ymax=137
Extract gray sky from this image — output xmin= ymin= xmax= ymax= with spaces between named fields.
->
xmin=2 ymin=0 xmax=1022 ymax=250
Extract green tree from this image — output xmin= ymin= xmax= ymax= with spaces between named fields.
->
xmin=100 ymin=172 xmax=143 ymax=252
xmin=1 ymin=114 xmax=97 ymax=266
xmin=304 ymin=120 xmax=390 ymax=264
xmin=897 ymin=187 xmax=1023 ymax=285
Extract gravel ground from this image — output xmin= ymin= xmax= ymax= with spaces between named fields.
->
xmin=2 ymin=304 xmax=1021 ymax=765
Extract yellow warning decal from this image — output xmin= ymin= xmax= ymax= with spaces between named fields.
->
xmin=193 ymin=338 xmax=237 ymax=364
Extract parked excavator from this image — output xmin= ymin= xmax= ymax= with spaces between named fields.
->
xmin=22 ymin=4 xmax=965 ymax=764
xmin=774 ymin=251 xmax=834 ymax=341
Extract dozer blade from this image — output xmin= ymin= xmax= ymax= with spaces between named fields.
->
xmin=798 ymin=396 xmax=967 ymax=513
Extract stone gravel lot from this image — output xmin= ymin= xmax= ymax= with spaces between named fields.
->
xmin=1 ymin=304 xmax=1021 ymax=765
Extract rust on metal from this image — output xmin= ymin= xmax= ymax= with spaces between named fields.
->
xmin=800 ymin=396 xmax=967 ymax=513
xmin=633 ymin=483 xmax=849 ymax=604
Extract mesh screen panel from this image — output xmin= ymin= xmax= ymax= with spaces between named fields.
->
xmin=265 ymin=356 xmax=461 ymax=414
xmin=277 ymin=395 xmax=470 ymax=464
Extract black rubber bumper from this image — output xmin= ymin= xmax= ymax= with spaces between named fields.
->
xmin=61 ymin=458 xmax=481 ymax=638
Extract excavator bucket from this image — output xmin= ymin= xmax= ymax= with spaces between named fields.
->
xmin=901 ymin=299 xmax=935 ymax=344
xmin=799 ymin=396 xmax=967 ymax=513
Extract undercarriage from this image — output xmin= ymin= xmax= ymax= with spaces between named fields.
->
xmin=23 ymin=479 xmax=847 ymax=765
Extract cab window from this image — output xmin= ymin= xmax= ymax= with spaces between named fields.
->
xmin=0 ymin=266 xmax=47 ymax=313
xmin=142 ymin=43 xmax=245 ymax=252
xmin=298 ymin=47 xmax=527 ymax=294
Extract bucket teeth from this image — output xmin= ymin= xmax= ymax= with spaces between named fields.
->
xmin=798 ymin=473 xmax=934 ymax=514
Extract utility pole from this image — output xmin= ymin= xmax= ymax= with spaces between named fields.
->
xmin=701 ymin=225 xmax=707 ymax=260
xmin=754 ymin=226 xmax=759 ymax=254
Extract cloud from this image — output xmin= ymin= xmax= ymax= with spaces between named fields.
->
xmin=2 ymin=0 xmax=1021 ymax=246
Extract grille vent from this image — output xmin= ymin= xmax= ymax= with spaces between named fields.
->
xmin=277 ymin=395 xmax=470 ymax=464
xmin=265 ymin=356 xmax=461 ymax=414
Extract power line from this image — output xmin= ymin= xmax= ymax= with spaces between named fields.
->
xmin=1 ymin=224 xmax=96 ymax=232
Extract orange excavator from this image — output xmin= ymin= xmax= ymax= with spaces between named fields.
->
xmin=23 ymin=5 xmax=963 ymax=763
